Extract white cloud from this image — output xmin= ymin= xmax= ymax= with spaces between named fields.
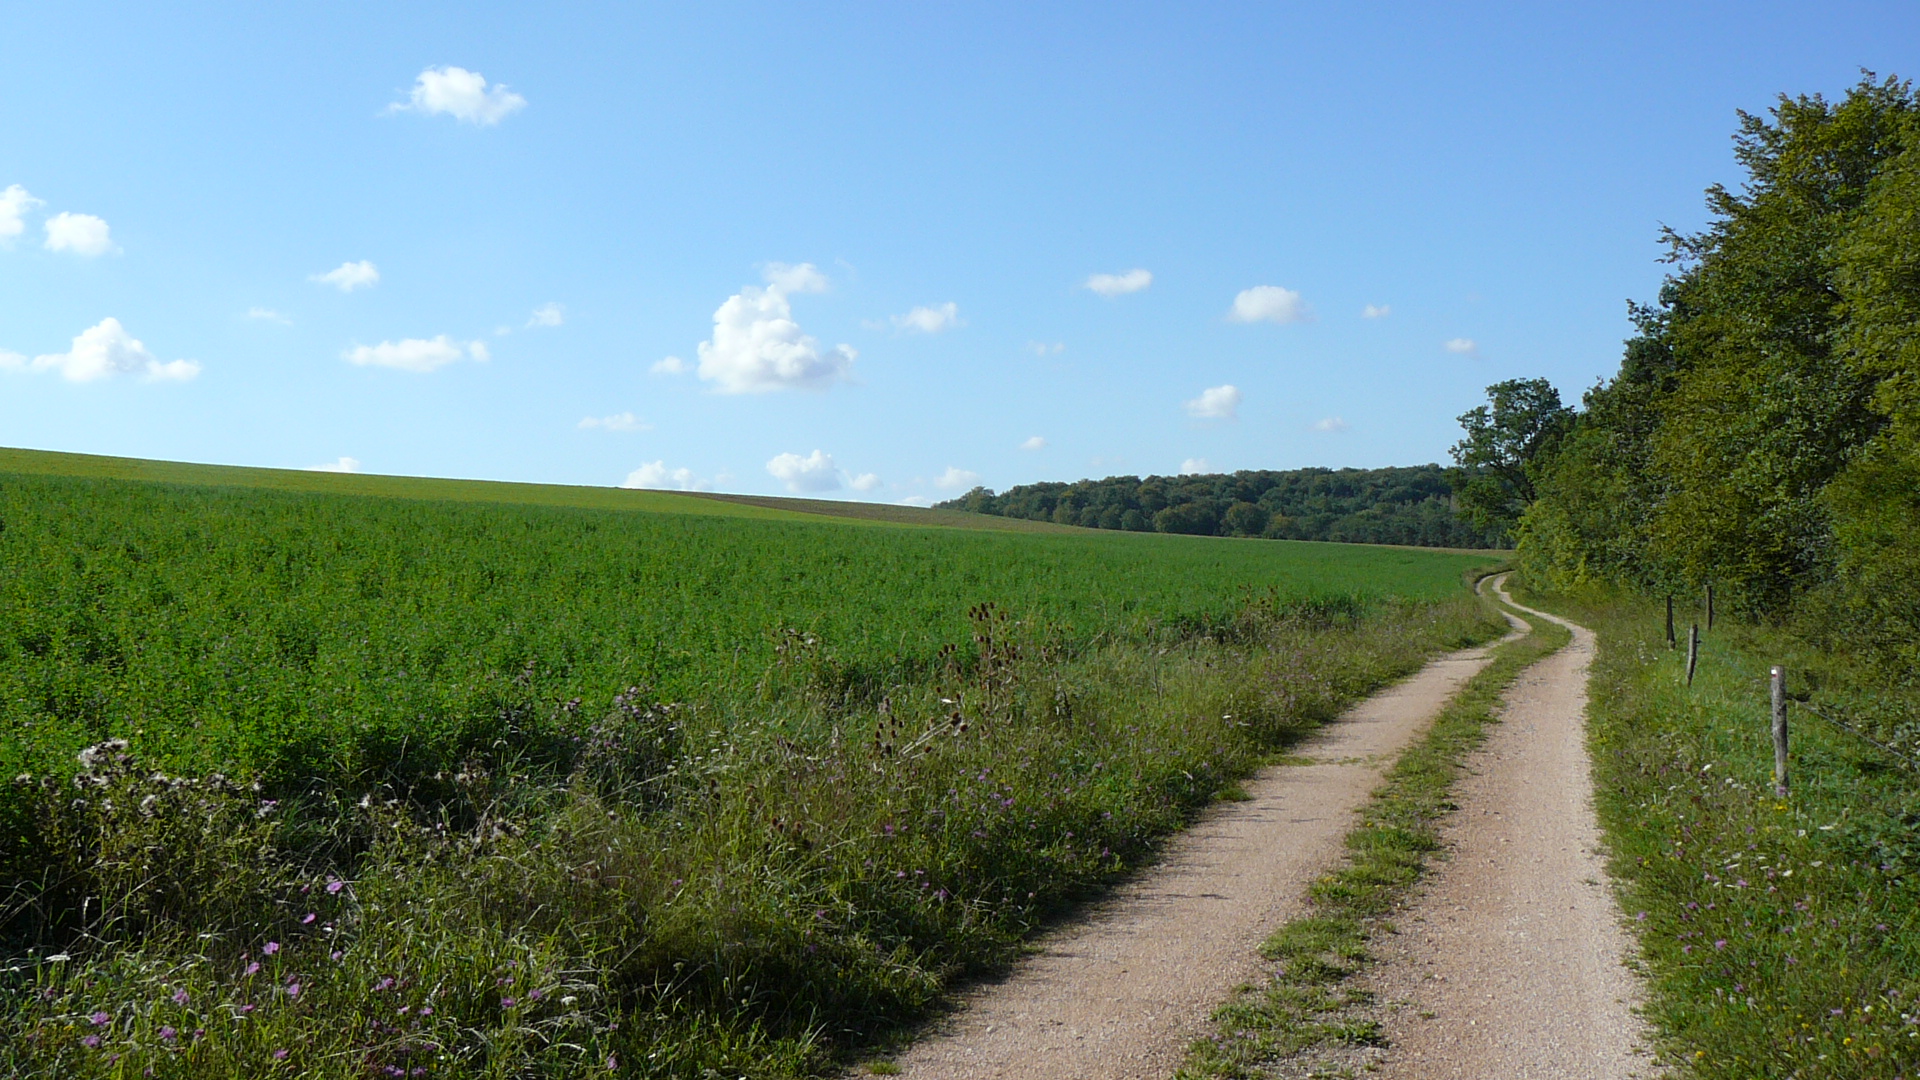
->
xmin=1019 ymin=435 xmax=1047 ymax=451
xmin=1085 ymin=268 xmax=1152 ymax=297
xmin=1229 ymin=285 xmax=1311 ymax=324
xmin=342 ymin=335 xmax=485 ymax=373
xmin=621 ymin=461 xmax=707 ymax=491
xmin=766 ymin=449 xmax=841 ymax=493
xmin=391 ymin=66 xmax=526 ymax=125
xmin=892 ymin=302 xmax=962 ymax=334
xmin=762 ymin=261 xmax=830 ymax=294
xmin=897 ymin=495 xmax=936 ymax=507
xmin=311 ymin=260 xmax=379 ymax=292
xmin=307 ymin=456 xmax=361 ymax=473
xmin=1312 ymin=416 xmax=1351 ymax=432
xmin=12 ymin=318 xmax=200 ymax=382
xmin=693 ymin=266 xmax=854 ymax=393
xmin=0 ymin=185 xmax=43 ymax=240
xmin=1444 ymin=337 xmax=1480 ymax=357
xmin=651 ymin=355 xmax=690 ymax=375
xmin=934 ymin=466 xmax=981 ymax=491
xmin=578 ymin=412 xmax=649 ymax=431
xmin=1179 ymin=458 xmax=1211 ymax=475
xmin=1185 ymin=383 xmax=1242 ymax=420
xmin=850 ymin=472 xmax=882 ymax=492
xmin=1362 ymin=304 xmax=1391 ymax=319
xmin=44 ymin=212 xmax=115 ymax=256
xmin=1026 ymin=341 xmax=1065 ymax=356
xmin=527 ymin=302 xmax=564 ymax=328
xmin=246 ymin=307 xmax=292 ymax=324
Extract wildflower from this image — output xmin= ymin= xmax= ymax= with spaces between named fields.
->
xmin=172 ymin=988 xmax=189 ymax=1006
xmin=302 ymin=913 xmax=317 ymax=924
xmin=374 ymin=978 xmax=395 ymax=992
xmin=1714 ymin=939 xmax=1727 ymax=950
xmin=159 ymin=1026 xmax=177 ymax=1042
xmin=82 ymin=1035 xmax=101 ymax=1049
xmin=330 ymin=951 xmax=343 ymax=962
xmin=326 ymin=879 xmax=345 ymax=894
xmin=273 ymin=1049 xmax=289 ymax=1060
xmin=245 ymin=963 xmax=261 ymax=977
xmin=501 ymin=997 xmax=518 ymax=1008
xmin=418 ymin=1006 xmax=433 ymax=1016
xmin=286 ymin=982 xmax=301 ymax=998
xmin=91 ymin=1012 xmax=111 ymax=1026
xmin=262 ymin=941 xmax=280 ymax=956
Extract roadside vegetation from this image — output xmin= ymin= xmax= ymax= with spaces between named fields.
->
xmin=1175 ymin=582 xmax=1569 ymax=1078
xmin=0 ymin=461 xmax=1503 ymax=1078
xmin=1514 ymin=582 xmax=1920 ymax=1077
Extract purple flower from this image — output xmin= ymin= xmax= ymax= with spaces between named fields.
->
xmin=373 ymin=977 xmax=395 ymax=992
xmin=82 ymin=1035 xmax=102 ymax=1048
xmin=273 ymin=1048 xmax=289 ymax=1060
xmin=1714 ymin=939 xmax=1727 ymax=950
xmin=172 ymin=988 xmax=189 ymax=1006
xmin=330 ymin=951 xmax=343 ymax=962
xmin=302 ymin=913 xmax=317 ymax=925
xmin=90 ymin=1012 xmax=111 ymax=1026
xmin=245 ymin=962 xmax=261 ymax=977
xmin=418 ymin=1005 xmax=433 ymax=1016
xmin=286 ymin=982 xmax=301 ymax=998
xmin=326 ymin=879 xmax=345 ymax=894
xmin=159 ymin=1026 xmax=177 ymax=1042
xmin=501 ymin=997 xmax=518 ymax=1009
xmin=261 ymin=941 xmax=280 ymax=956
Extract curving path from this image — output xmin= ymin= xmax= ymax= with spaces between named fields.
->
xmin=1362 ymin=579 xmax=1660 ymax=1078
xmin=885 ymin=591 xmax=1524 ymax=1079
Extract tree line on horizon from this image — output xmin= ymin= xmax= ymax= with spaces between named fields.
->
xmin=936 ymin=464 xmax=1504 ymax=548
xmin=1457 ymin=74 xmax=1920 ymax=678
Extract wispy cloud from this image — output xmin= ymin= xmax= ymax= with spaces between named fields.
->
xmin=246 ymin=307 xmax=292 ymax=325
xmin=1444 ymin=337 xmax=1480 ymax=357
xmin=527 ymin=303 xmax=564 ymax=328
xmin=1229 ymin=286 xmax=1311 ymax=324
xmin=1362 ymin=304 xmax=1390 ymax=319
xmin=891 ymin=302 xmax=962 ymax=334
xmin=342 ymin=335 xmax=486 ymax=373
xmin=1185 ymin=383 xmax=1242 ymax=420
xmin=1026 ymin=341 xmax=1065 ymax=356
xmin=850 ymin=473 xmax=882 ymax=492
xmin=1019 ymin=435 xmax=1047 ymax=451
xmin=389 ymin=66 xmax=526 ymax=125
xmin=307 ymin=456 xmax=361 ymax=473
xmin=44 ymin=212 xmax=116 ymax=256
xmin=1179 ymin=458 xmax=1211 ymax=475
xmin=766 ymin=449 xmax=841 ymax=493
xmin=934 ymin=466 xmax=981 ymax=491
xmin=5 ymin=318 xmax=199 ymax=382
xmin=578 ymin=412 xmax=649 ymax=432
xmin=1312 ymin=416 xmax=1350 ymax=432
xmin=311 ymin=261 xmax=379 ymax=292
xmin=1085 ymin=269 xmax=1152 ymax=297
xmin=622 ymin=461 xmax=707 ymax=491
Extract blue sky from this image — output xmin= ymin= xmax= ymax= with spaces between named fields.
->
xmin=3 ymin=3 xmax=1915 ymax=503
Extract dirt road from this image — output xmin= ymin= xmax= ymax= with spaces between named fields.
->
xmin=1363 ymin=582 xmax=1658 ymax=1078
xmin=886 ymin=609 xmax=1521 ymax=1079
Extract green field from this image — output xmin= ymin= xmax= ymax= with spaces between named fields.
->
xmin=0 ymin=448 xmax=1502 ymax=1078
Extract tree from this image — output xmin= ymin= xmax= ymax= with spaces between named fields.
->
xmin=1450 ymin=378 xmax=1573 ymax=538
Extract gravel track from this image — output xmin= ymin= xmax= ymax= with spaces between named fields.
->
xmin=885 ymin=611 xmax=1518 ymax=1079
xmin=1362 ymin=581 xmax=1660 ymax=1079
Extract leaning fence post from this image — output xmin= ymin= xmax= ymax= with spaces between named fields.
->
xmin=1666 ymin=596 xmax=1676 ymax=648
xmin=1771 ymin=666 xmax=1789 ymax=798
xmin=1686 ymin=624 xmax=1699 ymax=686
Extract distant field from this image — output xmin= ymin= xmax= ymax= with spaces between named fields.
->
xmin=0 ymin=452 xmax=1494 ymax=784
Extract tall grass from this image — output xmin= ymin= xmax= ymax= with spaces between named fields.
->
xmin=1513 ymin=580 xmax=1920 ymax=1077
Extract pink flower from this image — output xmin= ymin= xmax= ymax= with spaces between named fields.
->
xmin=286 ymin=982 xmax=301 ymax=998
xmin=261 ymin=941 xmax=280 ymax=956
xmin=245 ymin=962 xmax=261 ymax=977
xmin=326 ymin=879 xmax=345 ymax=894
xmin=82 ymin=1035 xmax=101 ymax=1049
xmin=159 ymin=1026 xmax=177 ymax=1042
xmin=90 ymin=1012 xmax=110 ymax=1026
xmin=501 ymin=997 xmax=518 ymax=1008
xmin=273 ymin=1048 xmax=289 ymax=1060
xmin=302 ymin=913 xmax=317 ymax=925
xmin=172 ymin=988 xmax=189 ymax=1006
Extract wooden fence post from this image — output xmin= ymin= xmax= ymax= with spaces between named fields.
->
xmin=1666 ymin=596 xmax=1676 ymax=648
xmin=1686 ymin=624 xmax=1699 ymax=686
xmin=1705 ymin=583 xmax=1715 ymax=632
xmin=1771 ymin=665 xmax=1789 ymax=798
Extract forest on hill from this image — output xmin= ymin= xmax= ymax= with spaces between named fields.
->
xmin=1498 ymin=74 xmax=1920 ymax=679
xmin=936 ymin=464 xmax=1503 ymax=548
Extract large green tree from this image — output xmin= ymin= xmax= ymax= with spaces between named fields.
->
xmin=1448 ymin=378 xmax=1574 ymax=540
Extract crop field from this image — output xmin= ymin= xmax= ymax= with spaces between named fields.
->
xmin=0 ymin=451 xmax=1504 ymax=1078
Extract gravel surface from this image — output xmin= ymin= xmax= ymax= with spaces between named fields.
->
xmin=1364 ymin=582 xmax=1661 ymax=1079
xmin=884 ymin=629 xmax=1514 ymax=1079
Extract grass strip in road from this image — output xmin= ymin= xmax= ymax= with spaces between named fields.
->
xmin=1175 ymin=594 xmax=1570 ymax=1079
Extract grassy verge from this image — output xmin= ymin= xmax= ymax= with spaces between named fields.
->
xmin=1175 ymin=585 xmax=1570 ymax=1079
xmin=2 ymin=588 xmax=1505 ymax=1078
xmin=1511 ymin=581 xmax=1920 ymax=1078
